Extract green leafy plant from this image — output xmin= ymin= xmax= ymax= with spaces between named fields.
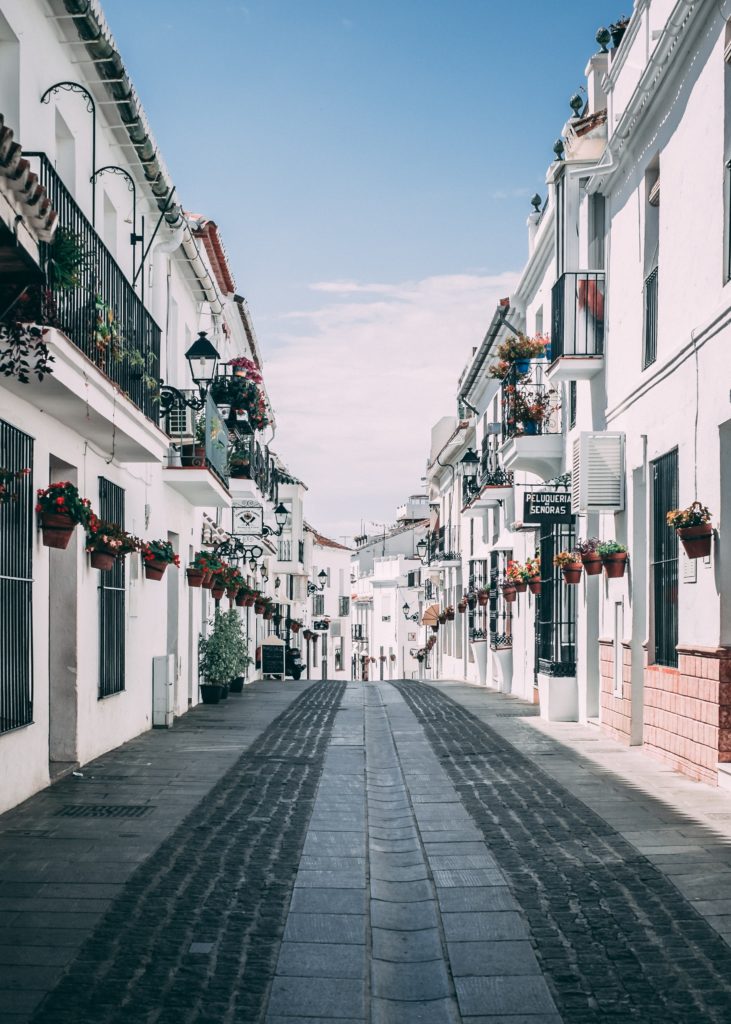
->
xmin=35 ymin=481 xmax=92 ymax=525
xmin=553 ymin=550 xmax=582 ymax=568
xmin=596 ymin=540 xmax=628 ymax=556
xmin=666 ymin=502 xmax=711 ymax=530
xmin=198 ymin=609 xmax=247 ymax=685
xmin=85 ymin=514 xmax=139 ymax=555
xmin=141 ymin=539 xmax=180 ymax=566
xmin=48 ymin=228 xmax=91 ymax=291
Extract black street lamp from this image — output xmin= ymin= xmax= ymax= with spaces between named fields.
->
xmin=307 ymin=570 xmax=328 ymax=595
xmin=402 ymin=602 xmax=419 ymax=622
xmin=159 ymin=332 xmax=221 ymax=414
xmin=416 ymin=537 xmax=428 ymax=564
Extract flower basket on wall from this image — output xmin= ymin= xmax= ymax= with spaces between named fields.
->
xmin=554 ymin=551 xmax=582 ymax=585
xmin=597 ymin=541 xmax=628 ymax=579
xmin=667 ymin=503 xmax=714 ymax=560
xmin=502 ymin=584 xmax=517 ymax=603
xmin=36 ymin=482 xmax=92 ymax=549
xmin=187 ymin=567 xmax=204 ymax=588
xmin=141 ymin=539 xmax=179 ymax=581
xmin=477 ymin=588 xmax=489 ymax=607
xmin=211 ymin=581 xmax=226 ymax=601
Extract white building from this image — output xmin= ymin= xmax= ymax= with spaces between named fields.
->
xmin=419 ymin=0 xmax=731 ymax=787
xmin=304 ymin=527 xmax=353 ymax=681
xmin=0 ymin=0 xmax=313 ymax=813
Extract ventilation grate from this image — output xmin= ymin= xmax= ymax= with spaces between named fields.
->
xmin=55 ymin=804 xmax=152 ymax=819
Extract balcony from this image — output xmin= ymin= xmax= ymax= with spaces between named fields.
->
xmin=547 ymin=271 xmax=605 ymax=383
xmin=462 ymin=464 xmax=514 ymax=514
xmin=0 ymin=154 xmax=167 ymax=462
xmin=163 ymin=395 xmax=231 ymax=507
xmin=428 ymin=525 xmax=461 ymax=566
xmin=499 ymin=364 xmax=563 ymax=479
xmin=228 ymin=435 xmax=279 ymax=505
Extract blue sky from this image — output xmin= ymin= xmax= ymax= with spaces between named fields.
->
xmin=104 ymin=0 xmax=621 ymax=537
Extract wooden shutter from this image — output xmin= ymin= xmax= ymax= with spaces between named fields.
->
xmin=571 ymin=433 xmax=625 ymax=513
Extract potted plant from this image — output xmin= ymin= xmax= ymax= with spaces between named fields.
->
xmin=390 ymin=654 xmax=396 ymax=662
xmin=506 ymin=560 xmax=526 ymax=594
xmin=597 ymin=540 xmax=629 ymax=578
xmin=508 ymin=389 xmax=552 ymax=436
xmin=303 ymin=629 xmax=313 ymax=640
xmin=577 ymin=537 xmax=602 ymax=576
xmin=445 ymin=605 xmax=455 ymax=621
xmin=288 ymin=618 xmax=302 ymax=633
xmin=210 ymin=567 xmax=227 ymax=602
xmin=222 ymin=565 xmax=244 ymax=602
xmin=554 ymin=550 xmax=583 ymax=585
xmin=191 ymin=551 xmax=223 ymax=589
xmin=35 ymin=481 xmax=92 ymax=549
xmin=438 ymin=610 xmax=447 ymax=625
xmin=457 ymin=597 xmax=468 ymax=613
xmin=140 ymin=539 xmax=179 ymax=581
xmin=431 ymin=623 xmax=439 ymax=633
xmin=477 ymin=587 xmax=490 ymax=607
xmin=467 ymin=591 xmax=477 ymax=610
xmin=487 ymin=333 xmax=550 ymax=378
xmin=263 ymin=599 xmax=274 ymax=620
xmin=85 ymin=516 xmax=137 ymax=571
xmin=223 ymin=610 xmax=251 ymax=693
xmin=502 ymin=581 xmax=517 ymax=603
xmin=667 ymin=502 xmax=713 ymax=559
xmin=198 ymin=609 xmax=238 ymax=704
xmin=524 ymin=555 xmax=541 ymax=595
xmin=228 ymin=437 xmax=252 ymax=479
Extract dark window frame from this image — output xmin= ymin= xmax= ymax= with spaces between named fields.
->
xmin=536 ymin=520 xmax=577 ymax=677
xmin=98 ymin=477 xmax=126 ymax=698
xmin=651 ymin=449 xmax=679 ymax=667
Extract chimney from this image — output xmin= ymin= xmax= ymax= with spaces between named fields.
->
xmin=585 ymin=52 xmax=609 ymax=115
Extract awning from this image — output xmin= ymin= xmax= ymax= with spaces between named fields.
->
xmin=422 ymin=603 xmax=440 ymax=625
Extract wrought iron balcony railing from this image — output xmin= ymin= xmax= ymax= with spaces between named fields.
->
xmin=501 ymin=363 xmax=561 ymax=440
xmin=25 ymin=153 xmax=161 ymax=421
xmin=228 ymin=435 xmax=278 ymax=502
xmin=550 ymin=271 xmax=605 ymax=360
xmin=428 ymin=525 xmax=460 ymax=562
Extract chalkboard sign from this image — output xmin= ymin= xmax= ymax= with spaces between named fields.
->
xmin=261 ymin=638 xmax=285 ymax=679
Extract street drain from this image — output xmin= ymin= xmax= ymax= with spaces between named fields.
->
xmin=55 ymin=804 xmax=152 ymax=818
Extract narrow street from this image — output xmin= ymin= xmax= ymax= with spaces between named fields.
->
xmin=3 ymin=681 xmax=731 ymax=1023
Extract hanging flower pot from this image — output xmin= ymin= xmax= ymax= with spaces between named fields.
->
xmin=290 ymin=621 xmax=301 ymax=634
xmin=243 ymin=595 xmax=255 ymax=607
xmin=39 ymin=511 xmax=76 ymax=550
xmin=446 ymin=608 xmax=455 ymax=621
xmin=677 ymin=524 xmax=713 ymax=560
xmin=235 ymin=591 xmax=248 ymax=607
xmin=226 ymin=587 xmax=238 ymax=603
xmin=254 ymin=601 xmax=266 ymax=614
xmin=477 ymin=589 xmax=489 ymax=607
xmin=211 ymin=583 xmax=226 ymax=601
xmin=390 ymin=654 xmax=396 ymax=662
xmin=90 ymin=548 xmax=117 ymax=571
xmin=438 ymin=612 xmax=447 ymax=625
xmin=202 ymin=572 xmax=215 ymax=590
xmin=602 ymin=553 xmax=628 ymax=579
xmin=264 ymin=610 xmax=274 ymax=620
xmin=581 ymin=553 xmax=602 ymax=576
xmin=431 ymin=624 xmax=439 ymax=633
xmin=457 ymin=600 xmax=467 ymax=613
xmin=187 ymin=567 xmax=204 ymax=588
xmin=502 ymin=584 xmax=517 ymax=603
xmin=513 ymin=581 xmax=527 ymax=594
xmin=144 ymin=559 xmax=168 ymax=581
xmin=515 ymin=357 xmax=531 ymax=374
xmin=380 ymin=655 xmax=387 ymax=662
xmin=528 ymin=579 xmax=542 ymax=596
xmin=562 ymin=566 xmax=583 ymax=585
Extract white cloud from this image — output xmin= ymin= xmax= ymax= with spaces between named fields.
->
xmin=264 ymin=270 xmax=520 ymax=539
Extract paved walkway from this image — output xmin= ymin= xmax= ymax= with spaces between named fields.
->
xmin=3 ymin=679 xmax=731 ymax=1022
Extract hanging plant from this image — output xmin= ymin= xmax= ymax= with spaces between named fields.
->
xmin=576 ymin=537 xmax=602 ymax=576
xmin=667 ymin=503 xmax=713 ymax=560
xmin=140 ymin=539 xmax=180 ymax=581
xmin=597 ymin=540 xmax=629 ymax=578
xmin=48 ymin=227 xmax=91 ymax=291
xmin=554 ymin=550 xmax=582 ymax=585
xmin=36 ymin=481 xmax=93 ymax=549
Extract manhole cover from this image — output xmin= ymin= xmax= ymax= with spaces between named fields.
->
xmin=55 ymin=804 xmax=152 ymax=819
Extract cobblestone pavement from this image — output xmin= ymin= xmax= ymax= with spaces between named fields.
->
xmin=7 ymin=679 xmax=731 ymax=1022
xmin=19 ymin=680 xmax=344 ymax=1024
xmin=397 ymin=681 xmax=731 ymax=1024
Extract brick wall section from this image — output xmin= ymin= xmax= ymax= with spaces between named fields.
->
xmin=599 ymin=640 xmax=632 ymax=745
xmin=642 ymin=647 xmax=731 ymax=787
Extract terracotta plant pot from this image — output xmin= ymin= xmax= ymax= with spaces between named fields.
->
xmin=200 ymin=683 xmax=222 ymax=704
xmin=446 ymin=611 xmax=455 ymax=621
xmin=503 ymin=585 xmax=517 ymax=603
xmin=513 ymin=581 xmax=527 ymax=594
xmin=562 ymin=565 xmax=583 ymax=585
xmin=89 ymin=548 xmax=116 ymax=571
xmin=457 ymin=602 xmax=467 ymax=613
xmin=211 ymin=584 xmax=226 ymax=601
xmin=477 ymin=592 xmax=489 ymax=607
xmin=226 ymin=587 xmax=238 ymax=602
xmin=235 ymin=592 xmax=247 ymax=607
xmin=39 ymin=511 xmax=75 ymax=550
xmin=187 ymin=567 xmax=204 ymax=588
xmin=528 ymin=579 xmax=541 ymax=596
xmin=255 ymin=602 xmax=265 ymax=615
xmin=677 ymin=524 xmax=713 ymax=560
xmin=431 ymin=624 xmax=439 ymax=633
xmin=144 ymin=560 xmax=168 ymax=581
xmin=582 ymin=553 xmax=603 ymax=576
xmin=243 ymin=596 xmax=255 ymax=607
xmin=264 ymin=611 xmax=273 ymax=620
xmin=202 ymin=572 xmax=214 ymax=590
xmin=290 ymin=622 xmax=301 ymax=633
xmin=602 ymin=552 xmax=628 ymax=579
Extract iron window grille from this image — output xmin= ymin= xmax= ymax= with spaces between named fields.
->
xmin=0 ymin=420 xmax=34 ymax=733
xmin=339 ymin=596 xmax=350 ymax=617
xmin=489 ymin=552 xmax=513 ymax=650
xmin=535 ymin=521 xmax=576 ymax=677
xmin=98 ymin=478 xmax=125 ymax=698
xmin=643 ymin=267 xmax=658 ymax=368
xmin=278 ymin=538 xmax=292 ymax=561
xmin=568 ymin=381 xmax=577 ymax=429
xmin=651 ymin=449 xmax=679 ymax=667
xmin=468 ymin=558 xmax=489 ymax=639
xmin=312 ymin=593 xmax=325 ymax=615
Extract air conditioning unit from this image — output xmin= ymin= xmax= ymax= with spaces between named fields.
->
xmin=164 ymin=404 xmax=196 ymax=441
xmin=485 ymin=422 xmax=501 ymax=435
xmin=572 ymin=432 xmax=625 ymax=514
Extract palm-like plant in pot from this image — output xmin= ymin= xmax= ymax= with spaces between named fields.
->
xmin=198 ymin=610 xmax=238 ymax=704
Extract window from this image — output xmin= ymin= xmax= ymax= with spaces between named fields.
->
xmin=536 ymin=521 xmax=577 ymax=676
xmin=489 ymin=552 xmax=512 ymax=650
xmin=651 ymin=449 xmax=678 ymax=667
xmin=568 ymin=381 xmax=577 ymax=429
xmin=313 ymin=594 xmax=325 ymax=615
xmin=339 ymin=596 xmax=350 ymax=617
xmin=98 ymin=478 xmax=125 ymax=697
xmin=278 ymin=538 xmax=292 ymax=561
xmin=642 ymin=161 xmax=660 ymax=368
xmin=468 ymin=558 xmax=488 ymax=638
xmin=0 ymin=420 xmax=33 ymax=732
